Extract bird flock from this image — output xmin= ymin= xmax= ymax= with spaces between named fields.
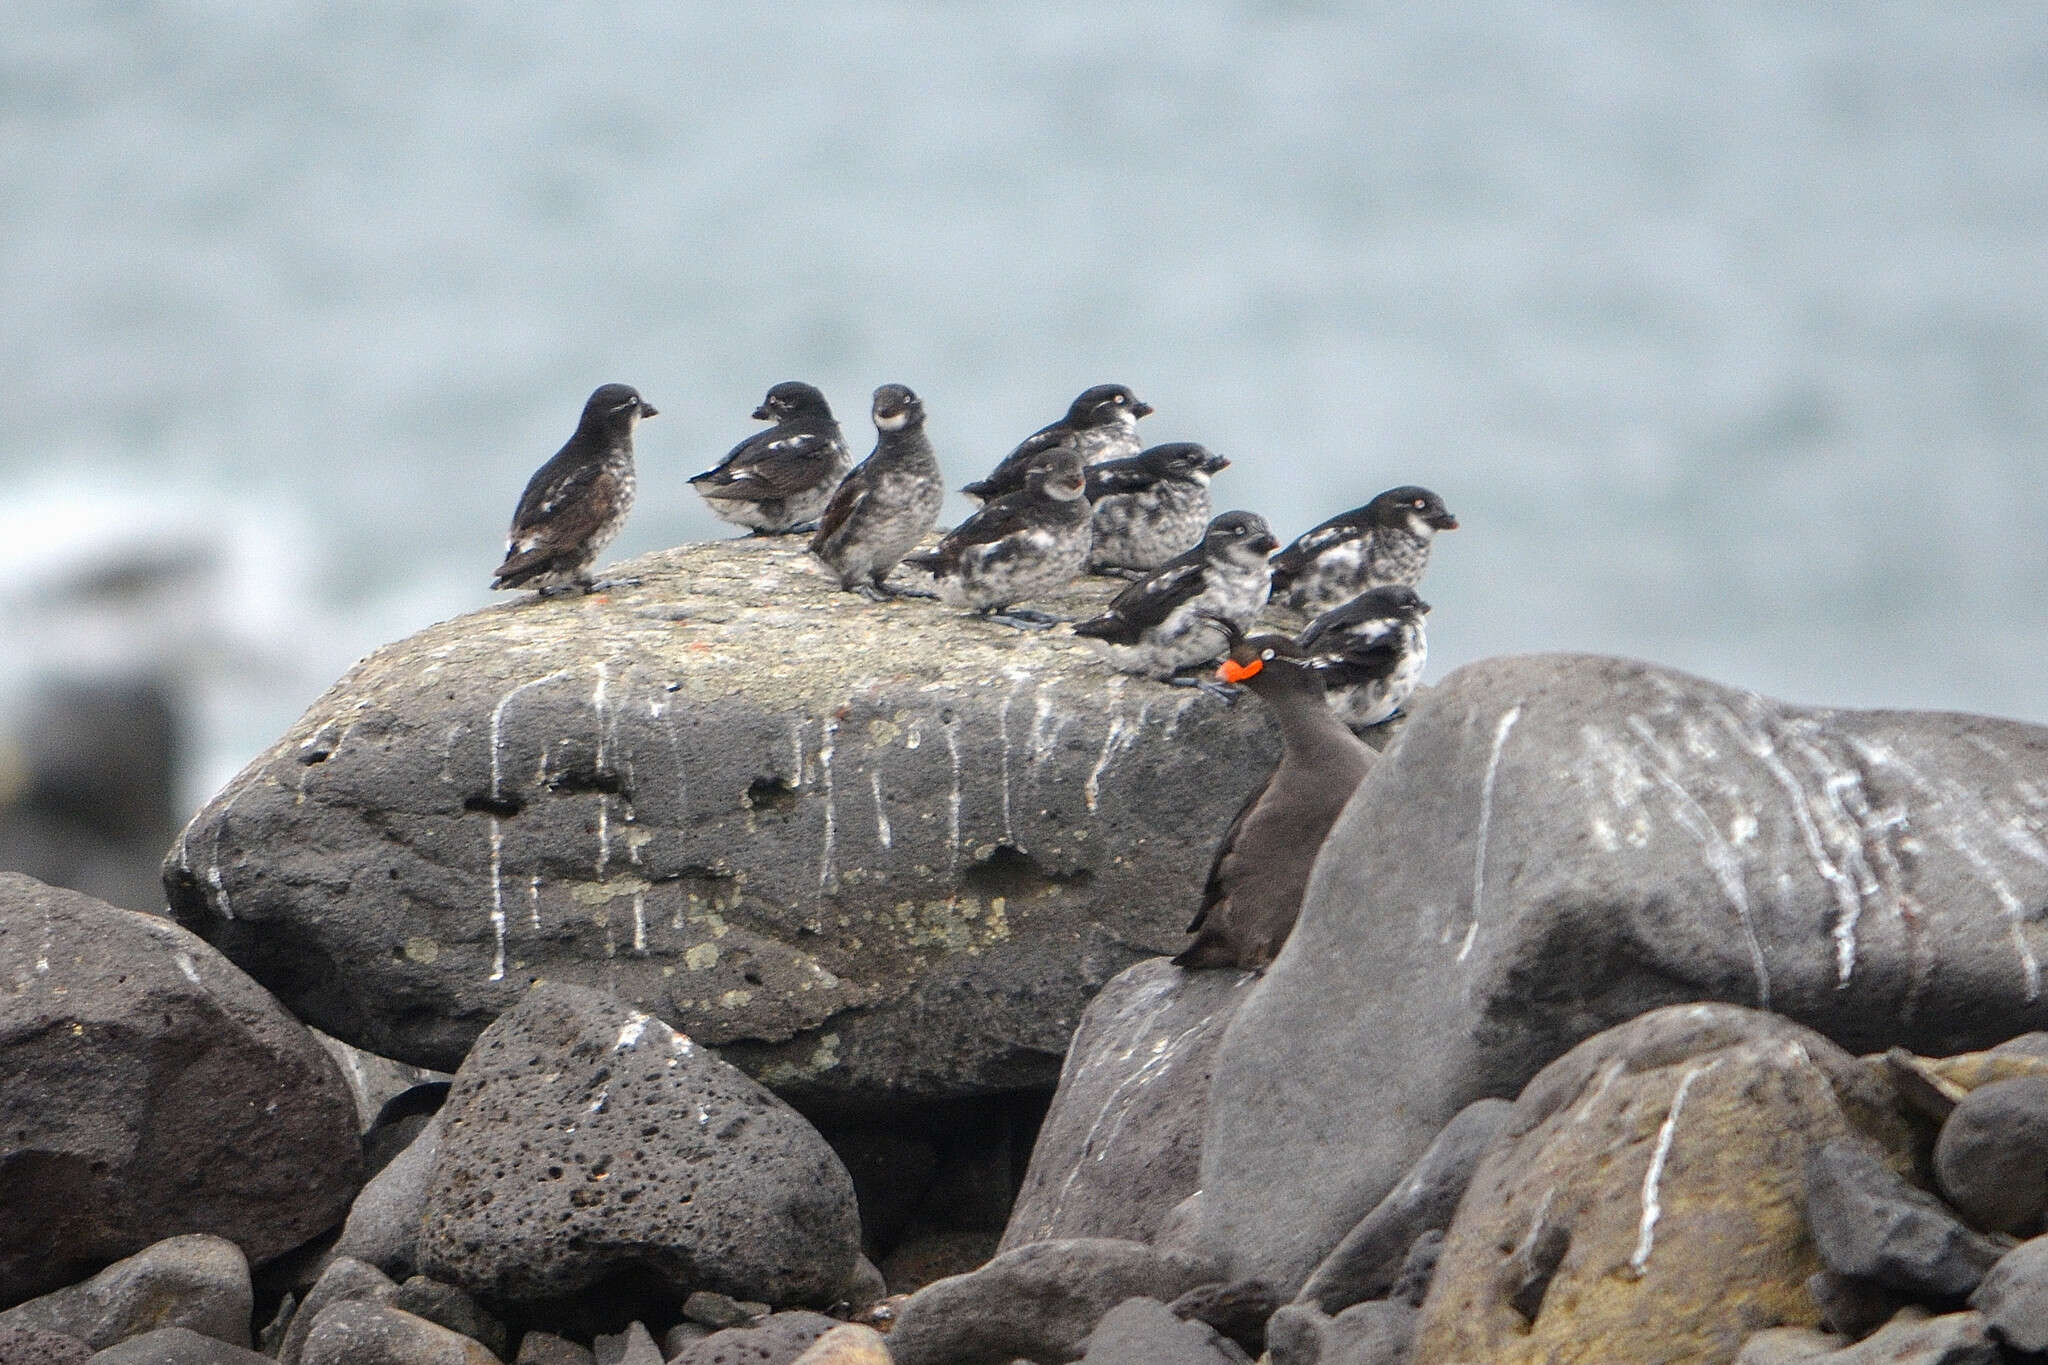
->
xmin=491 ymin=380 xmax=1458 ymax=730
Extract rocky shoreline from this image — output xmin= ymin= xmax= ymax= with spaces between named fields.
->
xmin=9 ymin=536 xmax=2048 ymax=1364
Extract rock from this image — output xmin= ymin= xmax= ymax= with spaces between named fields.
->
xmin=1969 ymin=1233 xmax=2048 ymax=1350
xmin=163 ymin=539 xmax=1285 ymax=1103
xmin=389 ymin=1278 xmax=507 ymax=1362
xmin=0 ymin=1234 xmax=252 ymax=1351
xmin=1805 ymin=1272 xmax=1904 ymax=1340
xmin=279 ymin=1257 xmax=397 ymax=1365
xmin=331 ymin=1115 xmax=442 ymax=1278
xmin=313 ymin=1029 xmax=450 ymax=1133
xmin=0 ymin=1323 xmax=90 ymax=1365
xmin=884 ymin=1237 xmax=1209 ymax=1365
xmin=878 ymin=1231 xmax=1002 ymax=1295
xmin=1733 ymin=1325 xmax=1844 ymax=1364
xmin=1759 ymin=1309 xmax=1997 ymax=1364
xmin=1001 ymin=959 xmax=1255 ymax=1251
xmin=1198 ymin=655 xmax=2048 ymax=1290
xmin=682 ymin=1292 xmax=762 ymax=1330
xmin=513 ymin=1331 xmax=594 ymax=1365
xmin=0 ymin=675 xmax=181 ymax=915
xmin=590 ymin=1321 xmax=662 ymax=1365
xmin=84 ymin=1326 xmax=275 ymax=1363
xmin=1934 ymin=1076 xmax=2048 ymax=1236
xmin=661 ymin=1322 xmax=710 ymax=1357
xmin=669 ymin=1311 xmax=840 ymax=1365
xmin=1413 ymin=1004 xmax=1909 ymax=1365
xmin=1294 ymin=1099 xmax=1508 ymax=1313
xmin=1167 ymin=1281 xmax=1278 ymax=1357
xmin=1805 ymin=1138 xmax=2006 ymax=1299
xmin=1265 ymin=1300 xmax=1416 ymax=1365
xmin=298 ymin=1300 xmax=503 ymax=1365
xmin=788 ymin=1324 xmax=892 ymax=1365
xmin=1076 ymin=1297 xmax=1246 ymax=1365
xmin=0 ymin=877 xmax=362 ymax=1305
xmin=1386 ymin=1231 xmax=1440 ymax=1308
xmin=419 ymin=984 xmax=859 ymax=1307
xmin=837 ymin=1256 xmax=888 ymax=1312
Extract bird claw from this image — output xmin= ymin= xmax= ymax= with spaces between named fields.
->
xmin=585 ymin=576 xmax=641 ymax=593
xmin=787 ymin=520 xmax=822 ymax=535
xmin=983 ymin=607 xmax=1062 ymax=627
xmin=1091 ymin=567 xmax=1147 ymax=581
xmin=982 ymin=612 xmax=1058 ymax=631
xmin=880 ymin=585 xmax=939 ymax=600
xmin=1168 ymin=675 xmax=1242 ymax=704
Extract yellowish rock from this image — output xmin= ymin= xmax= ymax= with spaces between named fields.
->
xmin=789 ymin=1322 xmax=892 ymax=1364
xmin=1414 ymin=1003 xmax=1910 ymax=1365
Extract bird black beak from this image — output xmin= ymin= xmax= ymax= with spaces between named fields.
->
xmin=1132 ymin=401 xmax=1155 ymax=418
xmin=1430 ymin=513 xmax=1457 ymax=530
xmin=639 ymin=403 xmax=659 ymax=419
xmin=751 ymin=405 xmax=772 ymax=421
xmin=1418 ymin=599 xmax=1433 ymax=614
xmin=1207 ymin=454 xmax=1231 ymax=473
xmin=1249 ymin=533 xmax=1279 ymax=554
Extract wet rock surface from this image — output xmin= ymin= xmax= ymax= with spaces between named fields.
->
xmin=163 ymin=539 xmax=1284 ymax=1101
xmin=418 ymin=984 xmax=859 ymax=1307
xmin=0 ymin=877 xmax=362 ymax=1306
xmin=1201 ymin=654 xmax=2048 ymax=1291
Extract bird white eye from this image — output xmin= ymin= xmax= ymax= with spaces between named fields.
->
xmin=1260 ymin=648 xmax=1275 ymax=661
xmin=1412 ymin=498 xmax=1426 ymax=509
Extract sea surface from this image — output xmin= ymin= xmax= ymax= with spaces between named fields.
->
xmin=4 ymin=3 xmax=2047 ymax=809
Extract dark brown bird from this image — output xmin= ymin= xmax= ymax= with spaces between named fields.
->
xmin=491 ymin=383 xmax=656 ymax=596
xmin=1174 ymin=630 xmax=1376 ymax=971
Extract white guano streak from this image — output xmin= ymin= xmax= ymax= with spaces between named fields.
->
xmin=818 ymin=713 xmax=839 ymax=893
xmin=1460 ymin=705 xmax=1522 ymax=962
xmin=870 ymin=770 xmax=892 ymax=849
xmin=944 ymin=719 xmax=963 ymax=863
xmin=1630 ymin=1059 xmax=1718 ymax=1276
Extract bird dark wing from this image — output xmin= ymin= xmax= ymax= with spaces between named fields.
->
xmin=963 ymin=425 xmax=1065 ymax=499
xmin=1072 ymin=558 xmax=1206 ymax=642
xmin=1311 ymin=637 xmax=1405 ymax=690
xmin=1084 ymin=461 xmax=1158 ymax=501
xmin=1298 ymin=603 xmax=1398 ymax=651
xmin=908 ymin=497 xmax=1038 ymax=576
xmin=1270 ymin=515 xmax=1362 ymax=588
xmin=1180 ymin=768 xmax=1274 ymax=939
xmin=495 ymin=465 xmax=623 ymax=583
xmin=510 ymin=451 xmax=604 ymax=534
xmin=693 ymin=426 xmax=843 ymax=500
xmin=807 ymin=466 xmax=868 ymax=554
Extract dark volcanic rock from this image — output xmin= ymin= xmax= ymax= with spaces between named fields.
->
xmin=1265 ymin=1300 xmax=1416 ymax=1365
xmin=0 ymin=1323 xmax=89 ymax=1365
xmin=0 ymin=1234 xmax=252 ymax=1351
xmin=885 ymin=1237 xmax=1210 ymax=1365
xmin=1934 ymin=1075 xmax=2048 ymax=1236
xmin=330 ymin=1115 xmax=441 ymax=1278
xmin=418 ymin=983 xmax=858 ymax=1306
xmin=280 ymin=1257 xmax=397 ymax=1365
xmin=1295 ymin=1098 xmax=1508 ymax=1313
xmin=1805 ymin=1138 xmax=2006 ymax=1300
xmin=163 ymin=539 xmax=1283 ymax=1102
xmin=297 ymin=1299 xmax=502 ymax=1365
xmin=1077 ymin=1297 xmax=1248 ymax=1365
xmin=514 ymin=1333 xmax=594 ymax=1365
xmin=668 ymin=1310 xmax=840 ymax=1365
xmin=1969 ymin=1234 xmax=2048 ymax=1351
xmin=0 ymin=877 xmax=362 ymax=1307
xmin=85 ymin=1326 xmax=275 ymax=1364
xmin=1002 ymin=958 xmax=1255 ymax=1252
xmin=1200 ymin=654 xmax=2048 ymax=1290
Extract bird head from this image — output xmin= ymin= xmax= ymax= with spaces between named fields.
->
xmin=754 ymin=380 xmax=830 ymax=423
xmin=872 ymin=384 xmax=924 ymax=432
xmin=1025 ymin=447 xmax=1088 ymax=501
xmin=1068 ymin=384 xmax=1154 ymax=426
xmin=1368 ymin=485 xmax=1457 ymax=534
xmin=1202 ymin=511 xmax=1279 ymax=560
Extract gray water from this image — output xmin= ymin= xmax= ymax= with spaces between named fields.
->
xmin=5 ymin=3 xmax=2047 ymax=805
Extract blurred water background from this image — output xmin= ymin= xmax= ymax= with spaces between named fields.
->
xmin=3 ymin=3 xmax=2046 ymax=874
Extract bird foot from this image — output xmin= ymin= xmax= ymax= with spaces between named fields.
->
xmin=585 ymin=576 xmax=641 ymax=593
xmin=786 ymin=520 xmax=822 ymax=535
xmin=1090 ymin=566 xmax=1148 ymax=581
xmin=532 ymin=582 xmax=586 ymax=600
xmin=1167 ymin=675 xmax=1242 ymax=704
xmin=982 ymin=607 xmax=1063 ymax=627
xmin=879 ymin=584 xmax=939 ymax=600
xmin=981 ymin=611 xmax=1059 ymax=631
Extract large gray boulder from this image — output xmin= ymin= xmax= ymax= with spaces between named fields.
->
xmin=0 ymin=876 xmax=363 ymax=1306
xmin=1200 ymin=654 xmax=2048 ymax=1291
xmin=1001 ymin=958 xmax=1256 ymax=1251
xmin=417 ymin=983 xmax=859 ymax=1307
xmin=162 ymin=539 xmax=1282 ymax=1099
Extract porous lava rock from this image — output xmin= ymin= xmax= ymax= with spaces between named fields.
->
xmin=163 ymin=539 xmax=1286 ymax=1102
xmin=1202 ymin=654 xmax=2048 ymax=1290
xmin=417 ymin=983 xmax=859 ymax=1307
xmin=0 ymin=876 xmax=361 ymax=1306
